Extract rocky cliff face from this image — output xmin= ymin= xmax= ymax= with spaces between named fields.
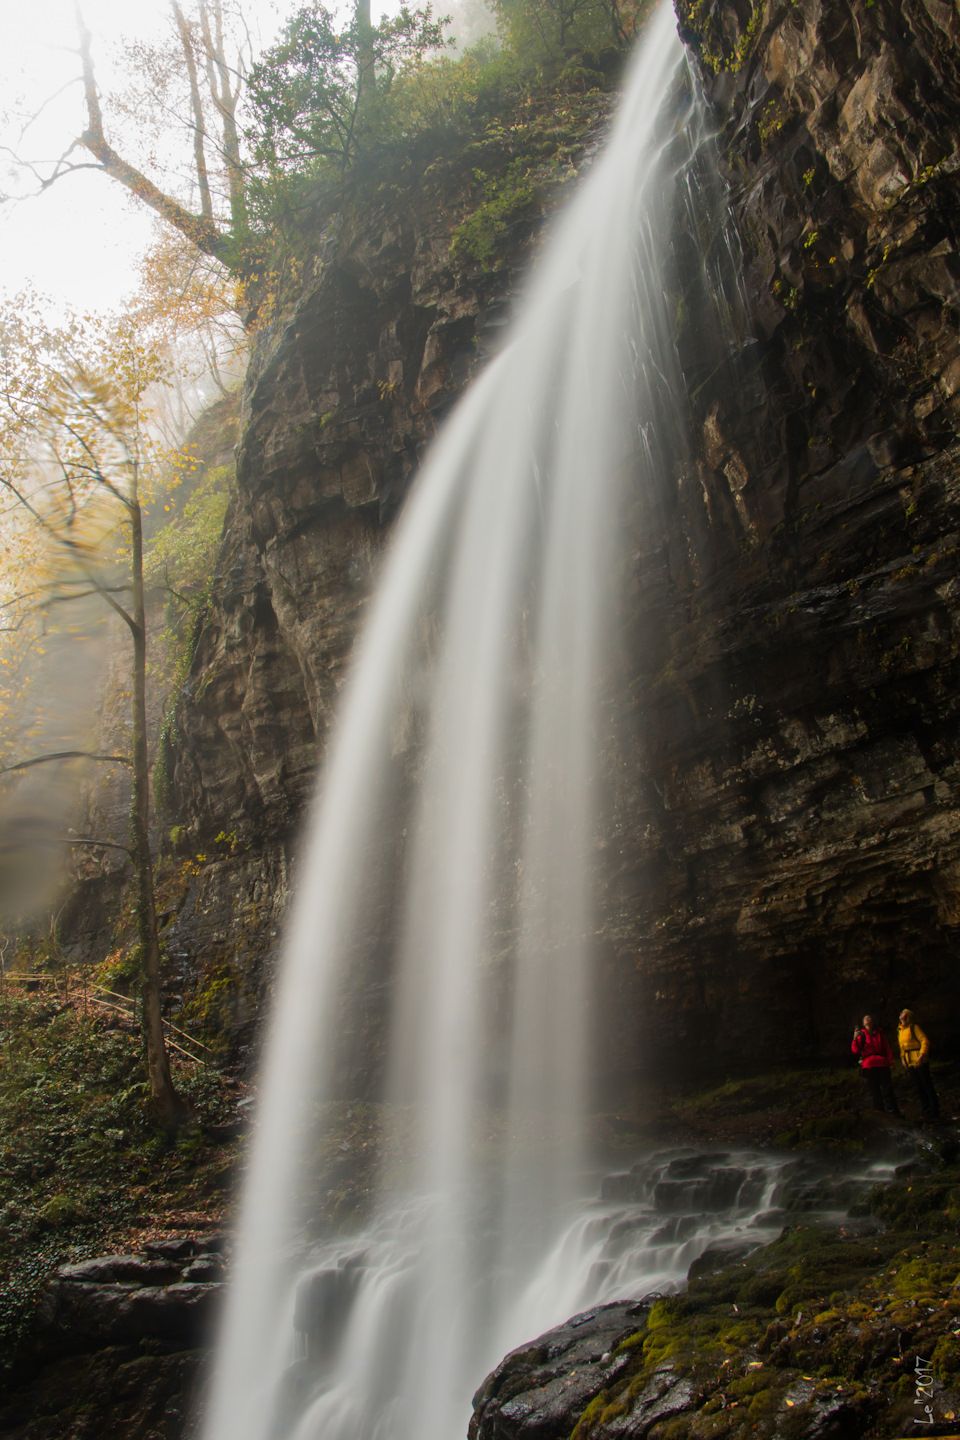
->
xmin=167 ymin=0 xmax=960 ymax=1084
xmin=602 ymin=0 xmax=960 ymax=1083
xmin=169 ymin=95 xmax=614 ymax=848
xmin=163 ymin=93 xmax=616 ymax=1063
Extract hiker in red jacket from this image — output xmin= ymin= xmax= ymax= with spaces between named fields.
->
xmin=852 ymin=1015 xmax=903 ymax=1116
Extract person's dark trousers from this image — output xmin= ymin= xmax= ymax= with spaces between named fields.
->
xmin=908 ymin=1063 xmax=940 ymax=1118
xmin=864 ymin=1067 xmax=902 ymax=1115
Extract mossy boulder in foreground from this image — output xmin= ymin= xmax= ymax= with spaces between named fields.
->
xmin=471 ymin=1161 xmax=960 ymax=1440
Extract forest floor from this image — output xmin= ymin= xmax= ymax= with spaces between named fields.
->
xmin=0 ymin=986 xmax=246 ymax=1375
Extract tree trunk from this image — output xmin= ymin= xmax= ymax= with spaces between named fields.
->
xmin=198 ymin=0 xmax=249 ymax=240
xmin=130 ymin=487 xmax=188 ymax=1135
xmin=172 ymin=0 xmax=214 ymax=224
xmin=356 ymin=0 xmax=376 ymax=115
xmin=77 ymin=11 xmax=233 ymax=267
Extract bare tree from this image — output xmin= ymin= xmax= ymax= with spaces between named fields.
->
xmin=2 ymin=1 xmax=251 ymax=270
xmin=0 ymin=302 xmax=190 ymax=1133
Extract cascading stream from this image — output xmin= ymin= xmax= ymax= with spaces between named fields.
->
xmin=204 ymin=8 xmax=740 ymax=1440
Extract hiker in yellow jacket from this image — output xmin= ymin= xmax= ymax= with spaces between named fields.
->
xmin=898 ymin=1009 xmax=940 ymax=1120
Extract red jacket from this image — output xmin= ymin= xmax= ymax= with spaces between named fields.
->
xmin=852 ymin=1027 xmax=894 ymax=1069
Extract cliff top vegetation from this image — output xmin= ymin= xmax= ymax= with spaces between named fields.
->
xmin=4 ymin=0 xmax=655 ymax=289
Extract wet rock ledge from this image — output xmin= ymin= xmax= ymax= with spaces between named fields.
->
xmin=471 ymin=1161 xmax=960 ymax=1440
xmin=33 ymin=1238 xmax=225 ymax=1355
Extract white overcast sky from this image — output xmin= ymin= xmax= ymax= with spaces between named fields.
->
xmin=0 ymin=0 xmax=409 ymax=318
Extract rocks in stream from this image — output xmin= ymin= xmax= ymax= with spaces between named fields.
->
xmin=293 ymin=1252 xmax=367 ymax=1365
xmin=470 ymin=1152 xmax=960 ymax=1440
xmin=467 ymin=1301 xmax=702 ymax=1440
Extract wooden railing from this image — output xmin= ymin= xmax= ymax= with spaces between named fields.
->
xmin=0 ymin=970 xmax=213 ymax=1065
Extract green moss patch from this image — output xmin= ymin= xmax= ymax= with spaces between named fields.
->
xmin=567 ymin=1163 xmax=960 ymax=1440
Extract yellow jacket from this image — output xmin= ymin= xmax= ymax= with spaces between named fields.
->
xmin=898 ymin=1011 xmax=931 ymax=1067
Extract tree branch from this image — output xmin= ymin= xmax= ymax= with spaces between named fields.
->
xmin=0 ymin=456 xmax=139 ymax=633
xmin=198 ymin=0 xmax=248 ymax=234
xmin=0 ymin=144 xmax=104 ymax=200
xmin=0 ymin=835 xmax=133 ymax=858
xmin=161 ymin=564 xmax=193 ymax=606
xmin=0 ymin=751 xmax=132 ymax=776
xmin=58 ymin=836 xmax=134 ymax=856
xmin=42 ymin=586 xmax=131 ymax=606
xmin=75 ymin=7 xmax=233 ymax=266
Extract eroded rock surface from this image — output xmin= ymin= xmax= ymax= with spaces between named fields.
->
xmin=469 ymin=1157 xmax=960 ymax=1440
xmin=169 ymin=101 xmax=613 ymax=849
xmin=27 ymin=1239 xmax=226 ymax=1360
xmin=592 ymin=0 xmax=960 ymax=1081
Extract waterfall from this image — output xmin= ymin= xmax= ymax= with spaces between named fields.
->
xmin=204 ymin=7 xmax=735 ymax=1440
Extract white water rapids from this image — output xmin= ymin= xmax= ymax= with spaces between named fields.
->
xmin=203 ymin=8 xmax=762 ymax=1440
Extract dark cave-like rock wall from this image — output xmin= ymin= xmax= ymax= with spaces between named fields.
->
xmin=601 ymin=0 xmax=960 ymax=1082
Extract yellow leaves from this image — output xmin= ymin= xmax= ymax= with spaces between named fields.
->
xmin=0 ymin=294 xmax=183 ymax=681
xmin=171 ymin=444 xmax=199 ymax=473
xmin=0 ymin=296 xmax=170 ymax=523
xmin=134 ymin=228 xmax=235 ymax=333
xmin=128 ymin=224 xmax=246 ymax=394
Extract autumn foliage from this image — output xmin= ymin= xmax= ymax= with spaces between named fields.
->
xmin=0 ymin=296 xmax=203 ymax=1133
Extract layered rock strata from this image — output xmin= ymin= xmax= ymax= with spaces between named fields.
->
xmin=169 ymin=100 xmax=613 ymax=847
xmin=601 ymin=0 xmax=960 ymax=1080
